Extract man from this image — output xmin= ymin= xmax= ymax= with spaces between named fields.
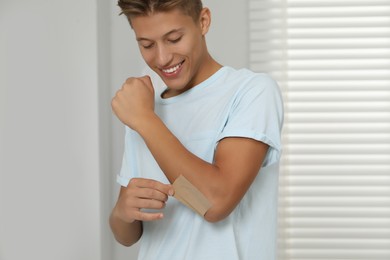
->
xmin=110 ymin=1 xmax=283 ymax=259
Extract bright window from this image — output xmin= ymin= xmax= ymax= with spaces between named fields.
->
xmin=249 ymin=0 xmax=390 ymax=259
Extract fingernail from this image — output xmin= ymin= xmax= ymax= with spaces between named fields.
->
xmin=169 ymin=189 xmax=174 ymax=196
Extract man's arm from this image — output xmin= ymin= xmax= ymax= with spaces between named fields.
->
xmin=135 ymin=113 xmax=268 ymax=222
xmin=112 ymin=76 xmax=269 ymax=222
xmin=110 ymin=206 xmax=142 ymax=247
xmin=110 ymin=179 xmax=173 ymax=246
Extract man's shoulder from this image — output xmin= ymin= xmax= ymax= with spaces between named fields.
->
xmin=223 ymin=67 xmax=275 ymax=85
xmin=221 ymin=67 xmax=279 ymax=95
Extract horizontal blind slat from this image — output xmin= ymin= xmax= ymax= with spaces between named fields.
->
xmin=281 ymin=217 xmax=390 ymax=228
xmin=280 ymin=197 xmax=390 ymax=207
xmin=250 ymin=1 xmax=390 ymax=259
xmin=283 ymin=249 xmax=390 ymax=260
xmin=282 ymin=228 xmax=390 ymax=239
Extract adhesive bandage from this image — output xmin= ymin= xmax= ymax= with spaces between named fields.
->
xmin=173 ymin=175 xmax=212 ymax=216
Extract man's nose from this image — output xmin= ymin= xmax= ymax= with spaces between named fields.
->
xmin=156 ymin=44 xmax=173 ymax=68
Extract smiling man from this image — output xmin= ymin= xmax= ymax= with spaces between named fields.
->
xmin=109 ymin=1 xmax=284 ymax=259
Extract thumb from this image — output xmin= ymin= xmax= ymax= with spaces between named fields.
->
xmin=139 ymin=75 xmax=153 ymax=87
xmin=139 ymin=75 xmax=155 ymax=95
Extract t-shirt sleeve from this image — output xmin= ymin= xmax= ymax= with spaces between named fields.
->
xmin=217 ymin=74 xmax=284 ymax=167
xmin=116 ymin=127 xmax=139 ymax=187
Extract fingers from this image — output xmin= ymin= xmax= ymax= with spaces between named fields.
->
xmin=115 ymin=197 xmax=164 ymax=223
xmin=123 ymin=76 xmax=151 ymax=88
xmin=117 ymin=178 xmax=173 ymax=223
xmin=123 ymin=76 xmax=154 ymax=94
xmin=136 ymin=196 xmax=166 ymax=210
xmin=138 ymin=75 xmax=152 ymax=87
xmin=132 ymin=211 xmax=164 ymax=222
xmin=130 ymin=178 xmax=174 ymax=196
xmin=111 ymin=76 xmax=156 ymax=129
xmin=126 ymin=197 xmax=166 ymax=222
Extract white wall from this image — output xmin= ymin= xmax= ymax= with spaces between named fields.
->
xmin=109 ymin=1 xmax=248 ymax=259
xmin=0 ymin=1 xmax=105 ymax=259
xmin=0 ymin=1 xmax=248 ymax=259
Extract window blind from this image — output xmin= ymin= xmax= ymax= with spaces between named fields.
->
xmin=248 ymin=0 xmax=390 ymax=259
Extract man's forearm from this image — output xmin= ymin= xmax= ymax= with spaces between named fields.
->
xmin=135 ymin=113 xmax=219 ymax=195
xmin=109 ymin=209 xmax=143 ymax=247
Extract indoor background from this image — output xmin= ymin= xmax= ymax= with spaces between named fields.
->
xmin=1 ymin=0 xmax=389 ymax=260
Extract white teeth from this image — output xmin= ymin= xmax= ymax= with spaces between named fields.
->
xmin=163 ymin=62 xmax=182 ymax=74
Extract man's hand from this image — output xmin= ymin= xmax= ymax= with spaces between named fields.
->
xmin=111 ymin=76 xmax=155 ymax=130
xmin=112 ymin=178 xmax=174 ymax=223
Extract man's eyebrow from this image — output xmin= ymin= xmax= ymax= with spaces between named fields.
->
xmin=136 ymin=28 xmax=184 ymax=42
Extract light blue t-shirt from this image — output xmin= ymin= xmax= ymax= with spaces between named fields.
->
xmin=117 ymin=66 xmax=284 ymax=260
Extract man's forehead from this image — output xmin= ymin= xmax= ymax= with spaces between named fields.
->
xmin=136 ymin=28 xmax=185 ymax=42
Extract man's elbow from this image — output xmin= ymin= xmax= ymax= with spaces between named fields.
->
xmin=203 ymin=204 xmax=234 ymax=223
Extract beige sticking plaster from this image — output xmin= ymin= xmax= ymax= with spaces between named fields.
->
xmin=173 ymin=175 xmax=212 ymax=216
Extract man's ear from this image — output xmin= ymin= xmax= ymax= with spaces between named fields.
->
xmin=199 ymin=8 xmax=211 ymax=36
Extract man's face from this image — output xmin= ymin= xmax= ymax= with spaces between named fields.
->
xmin=131 ymin=9 xmax=211 ymax=96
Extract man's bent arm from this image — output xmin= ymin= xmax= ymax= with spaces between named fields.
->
xmin=135 ymin=112 xmax=269 ymax=222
